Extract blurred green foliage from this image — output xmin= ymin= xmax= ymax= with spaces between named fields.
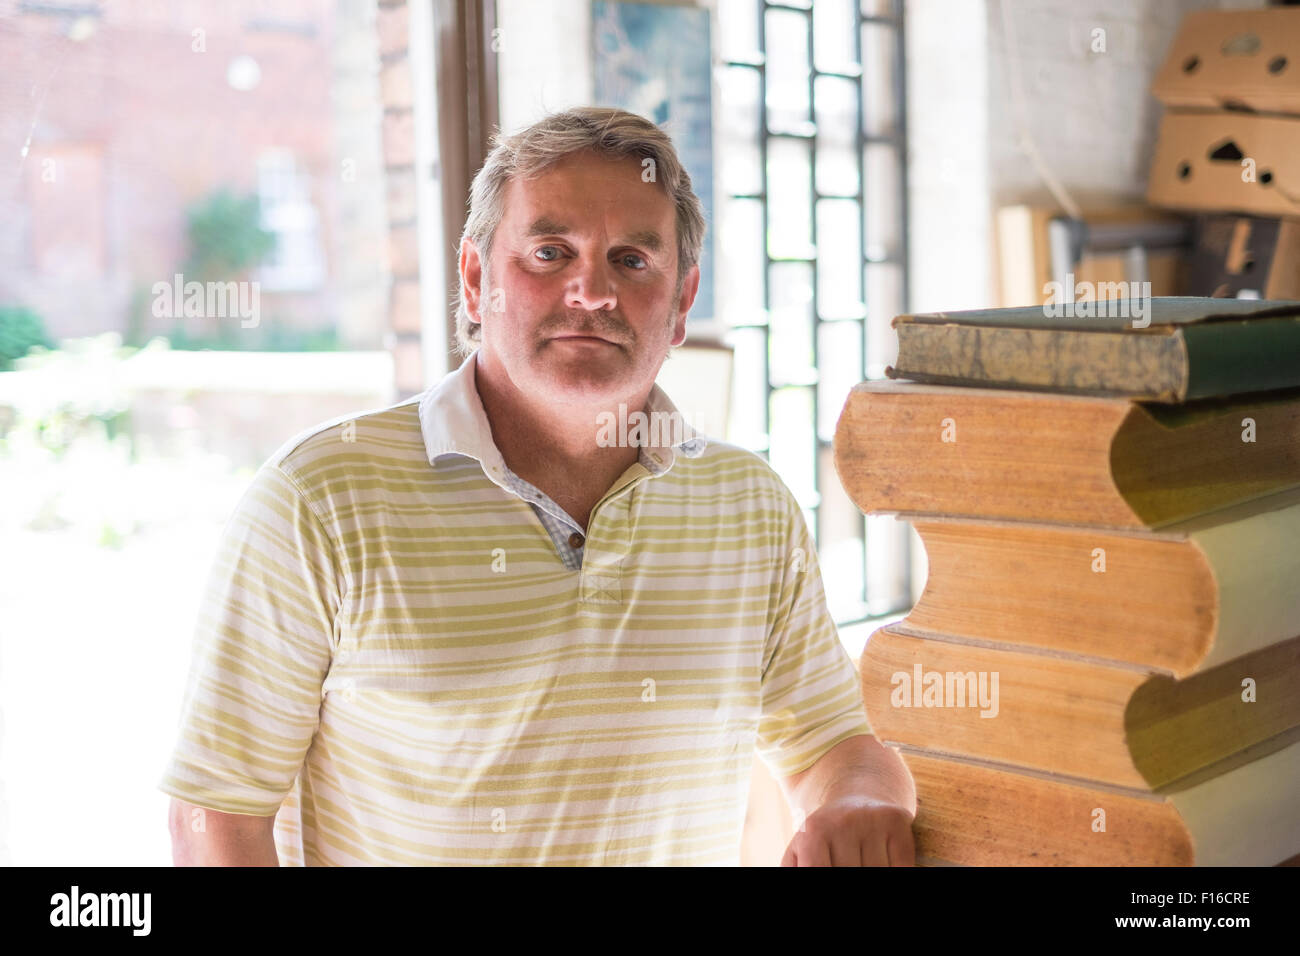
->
xmin=0 ymin=306 xmax=53 ymax=370
xmin=182 ymin=188 xmax=276 ymax=283
xmin=165 ymin=323 xmax=340 ymax=352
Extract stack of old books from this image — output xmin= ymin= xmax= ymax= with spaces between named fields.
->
xmin=833 ymin=297 xmax=1300 ymax=865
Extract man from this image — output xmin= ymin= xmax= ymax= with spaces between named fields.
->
xmin=161 ymin=106 xmax=917 ymax=866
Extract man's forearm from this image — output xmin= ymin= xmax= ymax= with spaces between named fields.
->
xmin=792 ymin=734 xmax=917 ymax=817
xmin=169 ymin=800 xmax=280 ymax=866
xmin=173 ymin=829 xmax=280 ymax=866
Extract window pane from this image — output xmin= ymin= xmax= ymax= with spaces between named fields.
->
xmin=765 ymin=8 xmax=810 ymax=132
xmin=718 ymin=65 xmax=762 ymax=189
xmin=865 ymin=261 xmax=904 ymax=375
xmin=769 ymin=261 xmax=815 ymax=387
xmin=770 ymin=386 xmax=816 ymax=507
xmin=816 ymin=198 xmax=863 ymax=320
xmin=819 ymin=443 xmax=867 ymax=620
xmin=814 ymin=0 xmax=858 ymax=75
xmin=818 ymin=320 xmax=861 ymax=441
xmin=867 ymin=514 xmax=910 ymax=614
xmin=864 ymin=142 xmax=903 ymax=254
xmin=720 ymin=137 xmax=763 ymax=198
xmin=725 ymin=325 xmax=769 ymax=449
xmin=719 ymin=64 xmax=761 ymax=138
xmin=717 ymin=0 xmax=761 ymax=61
xmin=767 ymin=138 xmax=813 ymax=259
xmin=862 ymin=0 xmax=900 ymax=21
xmin=815 ymin=75 xmax=859 ymax=196
xmin=0 ymin=0 xmax=393 ymax=867
xmin=718 ymin=197 xmax=765 ymax=326
xmin=861 ymin=21 xmax=900 ymax=137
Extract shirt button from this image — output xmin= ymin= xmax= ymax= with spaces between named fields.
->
xmin=568 ymin=532 xmax=585 ymax=549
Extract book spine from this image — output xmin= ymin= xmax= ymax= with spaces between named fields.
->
xmin=1182 ymin=317 xmax=1300 ymax=400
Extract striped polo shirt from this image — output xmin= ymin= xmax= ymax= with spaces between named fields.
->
xmin=158 ymin=351 xmax=873 ymax=865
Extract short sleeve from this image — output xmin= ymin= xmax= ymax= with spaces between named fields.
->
xmin=157 ymin=462 xmax=341 ymax=816
xmin=755 ymin=488 xmax=874 ymax=779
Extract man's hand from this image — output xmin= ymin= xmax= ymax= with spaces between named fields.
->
xmin=778 ymin=734 xmax=918 ymax=867
xmin=780 ymin=794 xmax=915 ymax=866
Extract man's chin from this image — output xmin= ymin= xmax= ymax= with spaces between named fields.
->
xmin=532 ymin=355 xmax=638 ymax=403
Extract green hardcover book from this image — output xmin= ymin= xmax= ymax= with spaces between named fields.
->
xmin=886 ymin=297 xmax=1300 ymax=402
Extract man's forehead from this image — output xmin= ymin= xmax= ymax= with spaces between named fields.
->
xmin=500 ymin=158 xmax=674 ymax=244
xmin=506 ymin=152 xmax=644 ymax=201
xmin=517 ymin=214 xmax=666 ymax=252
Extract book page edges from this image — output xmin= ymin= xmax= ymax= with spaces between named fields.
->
xmin=1165 ymin=729 xmax=1300 ymax=866
xmin=1191 ymin=499 xmax=1300 ymax=670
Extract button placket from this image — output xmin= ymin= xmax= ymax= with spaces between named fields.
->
xmin=335 ymin=638 xmax=354 ymax=665
xmin=578 ymin=492 xmax=633 ymax=605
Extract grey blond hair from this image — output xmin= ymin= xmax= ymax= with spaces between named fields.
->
xmin=452 ymin=106 xmax=707 ymax=357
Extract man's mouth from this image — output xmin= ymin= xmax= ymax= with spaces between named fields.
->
xmin=553 ymin=333 xmax=616 ymax=344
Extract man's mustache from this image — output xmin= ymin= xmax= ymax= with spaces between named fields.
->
xmin=540 ymin=313 xmax=633 ymax=343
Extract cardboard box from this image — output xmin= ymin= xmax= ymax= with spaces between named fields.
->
xmin=1152 ymin=8 xmax=1300 ymax=115
xmin=1186 ymin=214 xmax=1300 ymax=301
xmin=1147 ymin=110 xmax=1300 ymax=218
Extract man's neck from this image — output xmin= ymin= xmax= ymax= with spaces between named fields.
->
xmin=473 ymin=353 xmax=646 ymax=528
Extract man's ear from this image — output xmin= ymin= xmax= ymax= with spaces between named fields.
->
xmin=460 ymin=238 xmax=484 ymax=325
xmin=670 ymin=263 xmax=700 ymax=347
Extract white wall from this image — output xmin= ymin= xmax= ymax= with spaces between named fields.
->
xmin=905 ymin=0 xmax=993 ymax=313
xmin=905 ymin=0 xmax=1266 ymax=314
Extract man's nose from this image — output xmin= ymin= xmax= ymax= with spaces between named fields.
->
xmin=565 ymin=254 xmax=617 ymax=312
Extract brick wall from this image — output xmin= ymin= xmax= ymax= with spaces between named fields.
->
xmin=0 ymin=0 xmax=399 ymax=355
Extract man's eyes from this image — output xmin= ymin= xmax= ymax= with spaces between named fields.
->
xmin=533 ymin=246 xmax=647 ymax=269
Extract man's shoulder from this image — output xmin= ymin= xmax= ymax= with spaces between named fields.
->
xmin=674 ymin=438 xmax=801 ymax=511
xmin=684 ymin=437 xmax=767 ymax=471
xmin=264 ymin=394 xmax=428 ymax=488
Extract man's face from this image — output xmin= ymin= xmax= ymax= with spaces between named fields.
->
xmin=465 ymin=149 xmax=699 ymax=410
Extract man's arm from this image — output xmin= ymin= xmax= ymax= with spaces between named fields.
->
xmin=168 ymin=798 xmax=279 ymax=866
xmin=159 ymin=462 xmax=340 ymax=865
xmin=778 ymin=734 xmax=917 ymax=867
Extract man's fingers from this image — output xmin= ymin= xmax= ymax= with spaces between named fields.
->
xmin=783 ymin=807 xmax=916 ymax=866
xmin=798 ymin=835 xmax=832 ymax=867
xmin=888 ymin=825 xmax=917 ymax=867
xmin=860 ymin=835 xmax=890 ymax=867
xmin=830 ymin=831 xmax=862 ymax=867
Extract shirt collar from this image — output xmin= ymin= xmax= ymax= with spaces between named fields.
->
xmin=417 ymin=351 xmax=708 ymax=483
